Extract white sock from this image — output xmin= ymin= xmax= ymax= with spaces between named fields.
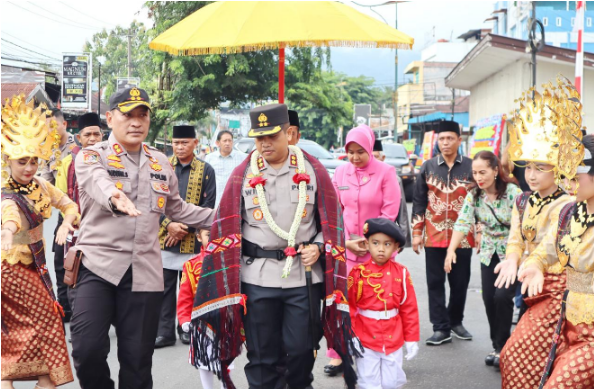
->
xmin=199 ymin=369 xmax=215 ymax=389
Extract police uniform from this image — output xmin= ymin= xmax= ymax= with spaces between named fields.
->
xmin=241 ymin=104 xmax=324 ymax=389
xmin=69 ymin=88 xmax=215 ymax=389
xmin=348 ymin=218 xmax=420 ymax=389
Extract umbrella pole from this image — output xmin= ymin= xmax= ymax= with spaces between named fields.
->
xmin=279 ymin=47 xmax=285 ymax=103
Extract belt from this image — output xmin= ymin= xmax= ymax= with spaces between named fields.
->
xmin=242 ymin=239 xmax=288 ymax=262
xmin=357 ymin=308 xmax=398 ymax=320
xmin=566 ymin=268 xmax=594 ymax=295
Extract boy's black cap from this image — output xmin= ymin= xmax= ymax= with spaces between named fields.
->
xmin=288 ymin=109 xmax=300 ymax=128
xmin=78 ymin=112 xmax=101 ymax=131
xmin=363 ymin=218 xmax=406 ymax=247
xmin=248 ymin=104 xmax=289 ymax=138
xmin=109 ymin=87 xmax=152 ymax=113
xmin=435 ymin=120 xmax=460 ymax=136
xmin=172 ymin=125 xmax=196 ymax=139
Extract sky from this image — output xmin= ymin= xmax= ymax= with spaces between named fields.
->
xmin=0 ymin=0 xmax=495 ymax=86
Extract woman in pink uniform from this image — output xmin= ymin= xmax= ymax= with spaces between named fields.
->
xmin=324 ymin=124 xmax=401 ymax=376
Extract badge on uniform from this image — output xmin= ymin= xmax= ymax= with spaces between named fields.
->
xmin=302 ymin=209 xmax=307 ymax=218
xmin=108 ymin=161 xmax=125 ymax=169
xmin=143 ymin=144 xmax=152 ymax=155
xmin=257 ymin=156 xmax=265 ymax=170
xmin=253 ymin=209 xmax=263 ymax=221
xmin=83 ymin=150 xmax=100 ymax=165
xmin=115 ymin=181 xmax=124 ymax=190
xmin=160 ymin=183 xmax=169 ymax=192
xmin=290 ymin=154 xmax=297 ymax=167
xmin=107 ymin=154 xmax=121 ymax=162
xmin=157 ymin=196 xmax=165 ymax=209
xmin=113 ymin=143 xmax=124 ymax=155
xmin=338 ymin=186 xmax=349 ymax=191
xmin=253 ymin=197 xmax=259 ymax=206
xmin=151 ymin=163 xmax=163 ymax=172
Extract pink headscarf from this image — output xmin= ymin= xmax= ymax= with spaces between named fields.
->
xmin=344 ymin=124 xmax=377 ymax=171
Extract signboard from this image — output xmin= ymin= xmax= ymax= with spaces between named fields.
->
xmin=469 ymin=113 xmax=506 ymax=158
xmin=403 ymin=139 xmax=417 ymax=156
xmin=415 ymin=131 xmax=436 ymax=170
xmin=354 ymin=104 xmax=371 ymax=126
xmin=116 ymin=77 xmax=141 ymax=91
xmin=62 ymin=53 xmax=91 ymax=109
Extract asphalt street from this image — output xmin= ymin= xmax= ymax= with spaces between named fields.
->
xmin=16 ymin=205 xmax=502 ymax=389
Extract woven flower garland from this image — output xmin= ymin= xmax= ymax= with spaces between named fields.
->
xmin=250 ymin=145 xmax=309 ymax=278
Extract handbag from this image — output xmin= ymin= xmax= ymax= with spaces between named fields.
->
xmin=63 ymin=249 xmax=83 ymax=287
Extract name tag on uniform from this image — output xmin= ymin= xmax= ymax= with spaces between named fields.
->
xmin=338 ymin=186 xmax=350 ymax=191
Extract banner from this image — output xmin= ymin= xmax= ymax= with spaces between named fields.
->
xmin=416 ymin=131 xmax=436 ymax=169
xmin=403 ymin=139 xmax=417 ymax=156
xmin=62 ymin=53 xmax=91 ymax=109
xmin=469 ymin=113 xmax=506 ymax=158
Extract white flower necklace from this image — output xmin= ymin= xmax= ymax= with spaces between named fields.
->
xmin=249 ymin=145 xmax=309 ymax=278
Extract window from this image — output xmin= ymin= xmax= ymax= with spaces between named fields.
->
xmin=556 ymin=17 xmax=562 ymax=27
xmin=542 ymin=17 xmax=548 ymax=27
xmin=588 ymin=17 xmax=592 ymax=27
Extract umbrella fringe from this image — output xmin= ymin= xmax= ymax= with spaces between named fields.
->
xmin=149 ymin=40 xmax=413 ymax=56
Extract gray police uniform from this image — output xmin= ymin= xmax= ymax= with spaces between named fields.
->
xmin=69 ymin=133 xmax=214 ymax=389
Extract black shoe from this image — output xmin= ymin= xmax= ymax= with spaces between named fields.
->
xmin=180 ymin=332 xmax=191 ymax=345
xmin=485 ymin=350 xmax=496 ymax=366
xmin=425 ymin=331 xmax=452 ymax=345
xmin=451 ymin=324 xmax=473 ymax=340
xmin=323 ymin=363 xmax=343 ymax=377
xmin=493 ymin=353 xmax=501 ymax=369
xmin=154 ymin=336 xmax=176 ymax=348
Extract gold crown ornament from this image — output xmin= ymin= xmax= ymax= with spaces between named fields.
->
xmin=1 ymin=94 xmax=60 ymax=163
xmin=508 ymin=76 xmax=583 ymax=182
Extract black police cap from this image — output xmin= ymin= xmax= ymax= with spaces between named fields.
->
xmin=363 ymin=218 xmax=406 ymax=247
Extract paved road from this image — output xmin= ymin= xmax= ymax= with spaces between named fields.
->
xmin=17 ymin=206 xmax=502 ymax=388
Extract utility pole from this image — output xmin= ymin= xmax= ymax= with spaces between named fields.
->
xmin=394 ymin=2 xmax=399 ymax=141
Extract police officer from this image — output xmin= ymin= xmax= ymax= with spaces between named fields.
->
xmin=70 ymin=87 xmax=215 ymax=389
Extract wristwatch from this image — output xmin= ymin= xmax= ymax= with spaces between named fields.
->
xmin=314 ymin=242 xmax=324 ymax=255
xmin=108 ymin=196 xmax=125 ymax=215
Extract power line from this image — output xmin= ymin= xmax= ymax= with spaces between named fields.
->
xmin=1 ymin=31 xmax=62 ymax=55
xmin=6 ymin=1 xmax=101 ymax=31
xmin=2 ymin=39 xmax=61 ymax=61
xmin=58 ymin=1 xmax=118 ymax=28
xmin=2 ymin=50 xmax=61 ymax=64
xmin=31 ymin=1 xmax=106 ymax=30
xmin=2 ymin=56 xmax=61 ymax=68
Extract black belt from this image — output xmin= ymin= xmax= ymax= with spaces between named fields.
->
xmin=242 ymin=239 xmax=292 ymax=262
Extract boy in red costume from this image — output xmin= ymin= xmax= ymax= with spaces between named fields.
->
xmin=177 ymin=230 xmax=234 ymax=389
xmin=348 ymin=218 xmax=420 ymax=388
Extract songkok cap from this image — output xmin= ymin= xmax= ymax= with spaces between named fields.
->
xmin=78 ymin=112 xmax=101 ymax=131
xmin=288 ymin=110 xmax=300 ymax=128
xmin=435 ymin=120 xmax=460 ymax=136
xmin=248 ymin=104 xmax=289 ymax=138
xmin=109 ymin=87 xmax=152 ymax=113
xmin=172 ymin=125 xmax=196 ymax=139
xmin=373 ymin=140 xmax=383 ymax=152
xmin=363 ymin=218 xmax=406 ymax=247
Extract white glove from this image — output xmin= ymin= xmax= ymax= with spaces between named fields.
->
xmin=181 ymin=322 xmax=191 ymax=333
xmin=405 ymin=341 xmax=419 ymax=361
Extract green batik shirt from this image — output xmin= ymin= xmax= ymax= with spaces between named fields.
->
xmin=454 ymin=183 xmax=523 ymax=266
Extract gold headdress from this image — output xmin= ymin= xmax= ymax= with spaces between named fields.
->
xmin=1 ymin=94 xmax=60 ymax=161
xmin=508 ymin=75 xmax=583 ymax=182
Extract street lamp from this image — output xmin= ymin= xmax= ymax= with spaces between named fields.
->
xmin=97 ymin=56 xmax=106 ymax=116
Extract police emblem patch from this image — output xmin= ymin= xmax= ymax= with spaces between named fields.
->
xmin=83 ymin=151 xmax=99 ymax=165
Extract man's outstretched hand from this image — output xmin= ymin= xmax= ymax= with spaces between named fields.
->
xmin=110 ymin=189 xmax=141 ymax=216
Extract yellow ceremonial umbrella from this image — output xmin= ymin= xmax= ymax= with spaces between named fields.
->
xmin=149 ymin=1 xmax=414 ymax=103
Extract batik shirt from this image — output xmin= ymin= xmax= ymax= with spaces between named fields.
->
xmin=453 ymin=183 xmax=522 ymax=266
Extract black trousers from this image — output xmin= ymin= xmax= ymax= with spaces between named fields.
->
xmin=481 ymin=254 xmax=517 ymax=351
xmin=53 ymin=214 xmax=71 ymax=316
xmin=157 ymin=268 xmax=182 ymax=340
xmin=70 ymin=264 xmax=162 ymax=389
xmin=425 ymin=247 xmax=472 ymax=332
xmin=242 ymin=282 xmax=322 ymax=389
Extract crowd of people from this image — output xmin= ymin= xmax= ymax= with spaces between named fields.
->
xmin=1 ymin=74 xmax=593 ymax=389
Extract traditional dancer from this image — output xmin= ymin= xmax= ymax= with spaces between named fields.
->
xmin=1 ymin=95 xmax=79 ymax=388
xmin=496 ymin=79 xmax=573 ymax=388
xmin=348 ymin=218 xmax=419 ymax=388
xmin=190 ymin=104 xmax=360 ymax=389
xmin=518 ymin=77 xmax=594 ymax=389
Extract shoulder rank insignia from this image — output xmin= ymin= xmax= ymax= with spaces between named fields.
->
xmin=113 ymin=143 xmax=124 ymax=155
xmin=107 ymin=154 xmax=121 ymax=162
xmin=108 ymin=161 xmax=125 ymax=169
xmin=143 ymin=144 xmax=152 ymax=155
xmin=83 ymin=150 xmax=100 ymax=165
xmin=290 ymin=154 xmax=297 ymax=167
xmin=257 ymin=156 xmax=265 ymax=170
